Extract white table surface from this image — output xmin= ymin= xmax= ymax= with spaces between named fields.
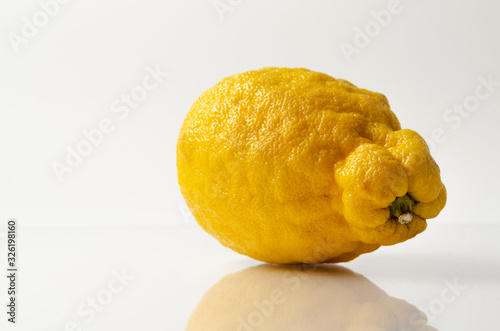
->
xmin=1 ymin=222 xmax=498 ymax=331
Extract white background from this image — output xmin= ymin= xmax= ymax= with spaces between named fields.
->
xmin=0 ymin=0 xmax=499 ymax=330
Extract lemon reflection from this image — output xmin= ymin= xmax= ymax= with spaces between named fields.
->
xmin=186 ymin=264 xmax=437 ymax=331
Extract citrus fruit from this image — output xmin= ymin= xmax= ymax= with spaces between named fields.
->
xmin=177 ymin=67 xmax=446 ymax=264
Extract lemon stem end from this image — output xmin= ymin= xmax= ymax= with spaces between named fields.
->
xmin=389 ymin=194 xmax=416 ymax=224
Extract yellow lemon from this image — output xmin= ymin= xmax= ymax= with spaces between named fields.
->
xmin=177 ymin=67 xmax=446 ymax=264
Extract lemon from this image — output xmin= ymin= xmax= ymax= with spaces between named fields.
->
xmin=177 ymin=67 xmax=446 ymax=264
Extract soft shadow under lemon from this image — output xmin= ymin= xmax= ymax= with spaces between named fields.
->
xmin=186 ymin=264 xmax=437 ymax=331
